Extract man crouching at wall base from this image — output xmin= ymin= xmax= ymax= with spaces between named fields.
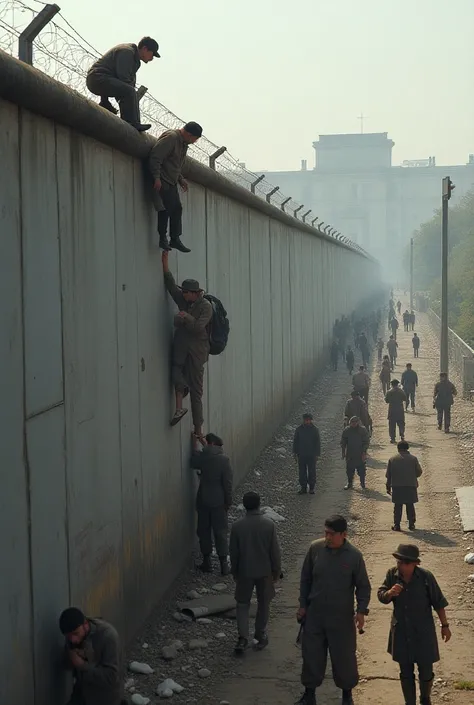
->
xmin=59 ymin=607 xmax=125 ymax=705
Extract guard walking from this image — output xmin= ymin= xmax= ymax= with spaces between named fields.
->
xmin=387 ymin=335 xmax=398 ymax=369
xmin=352 ymin=365 xmax=371 ymax=405
xmin=378 ymin=544 xmax=451 ymax=705
xmin=296 ymin=515 xmax=371 ymax=705
xmin=341 ymin=416 xmax=370 ymax=490
xmin=385 ymin=379 xmax=407 ymax=443
xmin=293 ymin=413 xmax=321 ymax=495
xmin=433 ymin=372 xmax=457 ymax=433
xmin=230 ymin=492 xmax=281 ymax=654
xmin=401 ymin=363 xmax=418 ymax=412
xmin=412 ymin=333 xmax=420 ymax=358
xmin=346 ymin=346 xmax=355 ymax=375
xmin=191 ymin=433 xmax=233 ymax=575
xmin=380 ymin=355 xmax=391 ymax=395
xmin=386 ymin=441 xmax=422 ymax=531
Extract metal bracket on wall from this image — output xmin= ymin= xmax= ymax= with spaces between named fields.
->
xmin=266 ymin=186 xmax=280 ymax=204
xmin=18 ymin=4 xmax=61 ymax=65
xmin=209 ymin=146 xmax=227 ymax=170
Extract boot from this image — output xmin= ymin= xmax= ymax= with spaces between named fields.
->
xmin=127 ymin=121 xmax=152 ymax=132
xmin=408 ymin=522 xmax=416 ymax=531
xmin=419 ymin=677 xmax=433 ymax=704
xmin=234 ymin=637 xmax=248 ymax=655
xmin=298 ymin=487 xmax=307 ymax=495
xmin=198 ymin=555 xmax=212 ymax=573
xmin=400 ymin=676 xmax=416 ymax=705
xmin=170 ymin=237 xmax=191 ymax=253
xmin=344 ymin=478 xmax=353 ymax=490
xmin=342 ymin=689 xmax=354 ymax=705
xmin=254 ymin=632 xmax=269 ymax=650
xmin=158 ymin=236 xmax=171 ymax=251
xmin=219 ymin=556 xmax=230 ymax=576
xmin=295 ymin=689 xmax=316 ymax=705
xmin=99 ymin=98 xmax=118 ymax=114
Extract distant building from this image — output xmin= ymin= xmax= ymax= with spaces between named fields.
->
xmin=261 ymin=133 xmax=474 ymax=271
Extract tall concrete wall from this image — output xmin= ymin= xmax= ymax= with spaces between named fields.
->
xmin=0 ymin=52 xmax=380 ymax=705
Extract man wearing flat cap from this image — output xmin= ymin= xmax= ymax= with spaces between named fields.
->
xmin=59 ymin=607 xmax=124 ymax=705
xmin=385 ymin=378 xmax=407 ymax=443
xmin=292 ymin=413 xmax=321 ymax=495
xmin=378 ymin=544 xmax=451 ymax=705
xmin=149 ymin=122 xmax=203 ymax=253
xmin=341 ymin=416 xmax=370 ymax=490
xmin=162 ymin=251 xmax=212 ymax=437
xmin=87 ymin=37 xmax=160 ymax=131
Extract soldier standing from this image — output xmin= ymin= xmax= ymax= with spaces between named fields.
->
xmin=412 ymin=333 xmax=420 ymax=358
xmin=293 ymin=413 xmax=321 ymax=495
xmin=433 ymin=373 xmax=457 ymax=433
xmin=386 ymin=441 xmax=422 ymax=531
xmin=385 ymin=379 xmax=407 ymax=443
xmin=378 ymin=544 xmax=451 ymax=705
xmin=296 ymin=515 xmax=371 ymax=705
xmin=401 ymin=363 xmax=418 ymax=412
xmin=341 ymin=417 xmax=370 ymax=490
xmin=230 ymin=492 xmax=281 ymax=654
xmin=191 ymin=433 xmax=233 ymax=575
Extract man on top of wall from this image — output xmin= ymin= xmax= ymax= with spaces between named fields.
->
xmin=86 ymin=37 xmax=160 ymax=132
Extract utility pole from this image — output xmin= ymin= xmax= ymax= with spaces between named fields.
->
xmin=410 ymin=238 xmax=414 ymax=312
xmin=440 ymin=176 xmax=455 ymax=373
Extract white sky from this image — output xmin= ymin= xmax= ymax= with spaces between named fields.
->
xmin=65 ymin=0 xmax=474 ymax=171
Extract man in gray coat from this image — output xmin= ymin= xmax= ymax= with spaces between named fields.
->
xmin=433 ymin=372 xmax=457 ymax=433
xmin=293 ymin=413 xmax=321 ymax=495
xmin=401 ymin=363 xmax=418 ymax=412
xmin=387 ymin=335 xmax=398 ymax=370
xmin=162 ymin=252 xmax=212 ymax=437
xmin=149 ymin=122 xmax=203 ymax=252
xmin=59 ymin=607 xmax=123 ymax=705
xmin=386 ymin=441 xmax=422 ymax=531
xmin=86 ymin=37 xmax=160 ymax=131
xmin=191 ymin=433 xmax=233 ymax=575
xmin=344 ymin=390 xmax=370 ymax=429
xmin=352 ymin=365 xmax=371 ymax=405
xmin=296 ymin=515 xmax=371 ymax=705
xmin=230 ymin=492 xmax=281 ymax=654
xmin=385 ymin=379 xmax=407 ymax=443
xmin=341 ymin=416 xmax=370 ymax=490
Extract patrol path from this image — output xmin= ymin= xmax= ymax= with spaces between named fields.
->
xmin=214 ymin=305 xmax=474 ymax=705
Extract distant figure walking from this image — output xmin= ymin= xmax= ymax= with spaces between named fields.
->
xmin=397 ymin=300 xmax=402 ymax=314
xmin=385 ymin=379 xmax=407 ymax=444
xmin=330 ymin=339 xmax=339 ymax=371
xmin=401 ymin=363 xmax=418 ymax=412
xmin=386 ymin=441 xmax=422 ymax=531
xmin=410 ymin=310 xmax=416 ymax=331
xmin=380 ymin=355 xmax=391 ymax=395
xmin=293 ymin=414 xmax=321 ymax=495
xmin=377 ymin=337 xmax=384 ymax=362
xmin=387 ymin=335 xmax=398 ymax=370
xmin=402 ymin=310 xmax=410 ymax=332
xmin=341 ymin=416 xmax=370 ymax=491
xmin=433 ymin=373 xmax=457 ymax=433
xmin=352 ymin=365 xmax=371 ymax=406
xmin=389 ymin=316 xmax=399 ymax=340
xmin=412 ymin=333 xmax=420 ymax=358
xmin=346 ymin=346 xmax=355 ymax=375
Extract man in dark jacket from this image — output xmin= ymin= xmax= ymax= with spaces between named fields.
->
xmin=191 ymin=433 xmax=233 ymax=575
xmin=387 ymin=335 xmax=398 ymax=370
xmin=403 ymin=310 xmax=410 ymax=332
xmin=296 ymin=515 xmax=371 ymax=705
xmin=293 ymin=413 xmax=321 ymax=495
xmin=59 ymin=607 xmax=123 ymax=705
xmin=385 ymin=379 xmax=407 ymax=443
xmin=341 ymin=416 xmax=370 ymax=490
xmin=401 ymin=363 xmax=418 ymax=411
xmin=433 ymin=373 xmax=457 ymax=433
xmin=230 ymin=492 xmax=281 ymax=654
xmin=352 ymin=365 xmax=371 ymax=405
xmin=389 ymin=315 xmax=399 ymax=339
xmin=377 ymin=544 xmax=451 ymax=705
xmin=386 ymin=441 xmax=422 ymax=531
xmin=149 ymin=122 xmax=203 ymax=252
xmin=412 ymin=332 xmax=420 ymax=358
xmin=162 ymin=252 xmax=212 ymax=437
xmin=86 ymin=37 xmax=160 ymax=131
xmin=345 ymin=346 xmax=355 ymax=374
xmin=344 ymin=390 xmax=370 ymax=429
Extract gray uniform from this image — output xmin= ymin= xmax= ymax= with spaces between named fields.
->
xmin=385 ymin=387 xmax=407 ymax=441
xmin=341 ymin=425 xmax=370 ymax=486
xmin=401 ymin=369 xmax=418 ymax=409
xmin=379 ymin=362 xmax=391 ymax=394
xmin=191 ymin=445 xmax=233 ymax=558
xmin=230 ymin=510 xmax=281 ymax=640
xmin=352 ymin=371 xmax=370 ymax=405
xmin=299 ymin=539 xmax=371 ymax=691
xmin=344 ymin=396 xmax=370 ymax=429
xmin=386 ymin=451 xmax=422 ymax=527
xmin=434 ymin=379 xmax=457 ymax=430
xmin=387 ymin=338 xmax=398 ymax=367
xmin=86 ymin=43 xmax=141 ymax=124
xmin=66 ymin=618 xmax=123 ymax=705
xmin=164 ymin=271 xmax=212 ymax=428
xmin=149 ymin=130 xmax=189 ymax=241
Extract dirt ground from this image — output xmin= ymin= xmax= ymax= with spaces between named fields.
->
xmin=126 ymin=298 xmax=474 ymax=705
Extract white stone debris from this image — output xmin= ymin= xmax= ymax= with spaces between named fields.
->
xmin=173 ymin=611 xmax=192 ymax=623
xmin=211 ymin=583 xmax=227 ymax=592
xmin=186 ymin=590 xmax=201 ymax=600
xmin=129 ymin=661 xmax=154 ymax=675
xmin=215 ymin=632 xmax=227 ymax=639
xmin=262 ymin=506 xmax=286 ymax=523
xmin=162 ymin=645 xmax=179 ymax=661
xmin=142 ymin=643 xmax=149 ymax=649
xmin=464 ymin=552 xmax=474 ymax=564
xmin=124 ymin=678 xmax=135 ymax=690
xmin=131 ymin=694 xmax=151 ymax=705
xmin=188 ymin=638 xmax=208 ymax=650
xmin=198 ymin=668 xmax=211 ymax=678
xmin=156 ymin=679 xmax=185 ymax=698
xmin=197 ymin=618 xmax=212 ymax=624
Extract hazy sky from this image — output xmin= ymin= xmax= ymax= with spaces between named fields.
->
xmin=65 ymin=0 xmax=473 ymax=171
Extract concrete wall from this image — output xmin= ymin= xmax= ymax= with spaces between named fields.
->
xmin=428 ymin=310 xmax=474 ymax=397
xmin=0 ymin=52 xmax=380 ymax=705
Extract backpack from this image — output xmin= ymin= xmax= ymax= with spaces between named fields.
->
xmin=204 ymin=294 xmax=230 ymax=355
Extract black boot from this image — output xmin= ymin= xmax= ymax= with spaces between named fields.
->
xmin=99 ymin=98 xmax=118 ymax=114
xmin=295 ymin=689 xmax=316 ymax=705
xmin=344 ymin=479 xmax=353 ymax=490
xmin=342 ymin=689 xmax=354 ymax=705
xmin=198 ymin=555 xmax=212 ymax=573
xmin=127 ymin=121 xmax=152 ymax=132
xmin=400 ymin=676 xmax=416 ymax=705
xmin=219 ymin=556 xmax=230 ymax=576
xmin=419 ymin=677 xmax=433 ymax=705
xmin=234 ymin=637 xmax=248 ymax=655
xmin=170 ymin=237 xmax=191 ymax=253
xmin=158 ymin=236 xmax=171 ymax=251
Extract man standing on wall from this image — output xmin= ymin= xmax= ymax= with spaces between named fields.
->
xmin=296 ymin=515 xmax=371 ymax=705
xmin=149 ymin=122 xmax=203 ymax=253
xmin=191 ymin=433 xmax=233 ymax=575
xmin=162 ymin=252 xmax=212 ymax=437
xmin=385 ymin=379 xmax=407 ymax=444
xmin=386 ymin=441 xmax=422 ymax=532
xmin=59 ymin=607 xmax=123 ymax=705
xmin=230 ymin=492 xmax=281 ymax=655
xmin=86 ymin=37 xmax=159 ymax=131
xmin=433 ymin=373 xmax=457 ymax=433
xmin=293 ymin=413 xmax=321 ymax=495
xmin=341 ymin=416 xmax=370 ymax=490
xmin=401 ymin=363 xmax=418 ymax=412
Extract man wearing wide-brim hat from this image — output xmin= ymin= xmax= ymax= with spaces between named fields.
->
xmin=162 ymin=251 xmax=212 ymax=436
xmin=377 ymin=544 xmax=451 ymax=705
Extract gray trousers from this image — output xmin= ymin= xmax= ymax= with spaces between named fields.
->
xmin=302 ymin=609 xmax=359 ymax=691
xmin=389 ymin=418 xmax=405 ymax=441
xmin=235 ymin=576 xmax=274 ymax=640
xmin=172 ymin=341 xmax=209 ymax=428
xmin=86 ymin=73 xmax=140 ymax=124
xmin=404 ymin=389 xmax=416 ymax=408
xmin=197 ymin=505 xmax=228 ymax=557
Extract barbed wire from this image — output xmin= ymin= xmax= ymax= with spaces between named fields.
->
xmin=0 ymin=0 xmax=367 ymax=254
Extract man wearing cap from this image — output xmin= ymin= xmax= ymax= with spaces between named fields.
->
xmin=162 ymin=251 xmax=212 ymax=437
xmin=86 ymin=37 xmax=160 ymax=131
xmin=386 ymin=441 xmax=422 ymax=531
xmin=296 ymin=514 xmax=371 ymax=705
xmin=59 ymin=607 xmax=123 ymax=705
xmin=352 ymin=365 xmax=371 ymax=405
xmin=401 ymin=363 xmax=418 ymax=412
xmin=341 ymin=416 xmax=370 ymax=490
xmin=378 ymin=544 xmax=451 ymax=705
xmin=149 ymin=122 xmax=203 ymax=253
xmin=343 ymin=390 xmax=370 ymax=429
xmin=292 ymin=413 xmax=321 ymax=495
xmin=385 ymin=379 xmax=407 ymax=443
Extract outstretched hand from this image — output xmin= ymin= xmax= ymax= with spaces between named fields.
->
xmin=162 ymin=251 xmax=169 ymax=270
